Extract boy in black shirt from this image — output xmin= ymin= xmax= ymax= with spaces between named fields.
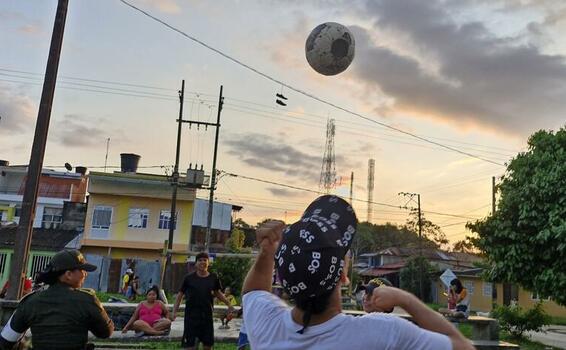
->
xmin=172 ymin=252 xmax=235 ymax=350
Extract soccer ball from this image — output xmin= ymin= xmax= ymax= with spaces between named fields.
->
xmin=305 ymin=22 xmax=355 ymax=76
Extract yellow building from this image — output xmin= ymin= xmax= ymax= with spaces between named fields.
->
xmin=495 ymin=284 xmax=566 ymax=318
xmin=81 ymin=170 xmax=195 ymax=262
xmin=435 ymin=274 xmax=494 ymax=313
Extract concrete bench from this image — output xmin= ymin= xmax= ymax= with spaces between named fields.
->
xmin=343 ymin=310 xmax=500 ymax=341
xmin=471 ymin=340 xmax=520 ymax=349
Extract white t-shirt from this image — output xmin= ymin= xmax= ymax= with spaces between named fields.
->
xmin=243 ymin=291 xmax=452 ymax=350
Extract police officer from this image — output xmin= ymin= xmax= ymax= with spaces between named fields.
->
xmin=0 ymin=249 xmax=114 ymax=350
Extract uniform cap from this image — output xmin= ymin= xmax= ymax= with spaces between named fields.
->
xmin=275 ymin=195 xmax=357 ymax=299
xmin=48 ymin=250 xmax=97 ymax=272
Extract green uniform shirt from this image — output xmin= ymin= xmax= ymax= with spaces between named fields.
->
xmin=7 ymin=283 xmax=114 ymax=350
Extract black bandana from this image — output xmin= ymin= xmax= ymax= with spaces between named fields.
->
xmin=275 ymin=195 xmax=358 ymax=299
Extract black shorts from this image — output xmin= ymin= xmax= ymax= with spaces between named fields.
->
xmin=182 ymin=316 xmax=214 ymax=347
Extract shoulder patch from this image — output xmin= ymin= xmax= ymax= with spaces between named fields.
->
xmin=77 ymin=288 xmax=96 ymax=296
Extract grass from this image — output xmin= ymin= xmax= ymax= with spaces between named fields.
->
xmin=550 ymin=316 xmax=566 ymax=326
xmin=140 ymin=341 xmax=237 ymax=349
xmin=455 ymin=324 xmax=562 ymax=350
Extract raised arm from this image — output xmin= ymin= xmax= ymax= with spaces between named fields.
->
xmin=242 ymin=220 xmax=285 ymax=294
xmin=370 ymin=287 xmax=475 ymax=350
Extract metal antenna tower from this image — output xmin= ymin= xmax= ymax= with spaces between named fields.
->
xmin=319 ymin=118 xmax=336 ymax=194
xmin=367 ymin=159 xmax=375 ymax=222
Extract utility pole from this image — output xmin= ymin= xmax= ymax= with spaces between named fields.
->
xmin=399 ymin=192 xmax=424 ymax=300
xmin=349 ymin=171 xmax=354 ymax=205
xmin=492 ymin=176 xmax=496 ymax=215
xmin=163 ymin=80 xmax=185 ymax=290
xmin=205 ymin=86 xmax=224 ymax=252
xmin=7 ymin=0 xmax=68 ymax=300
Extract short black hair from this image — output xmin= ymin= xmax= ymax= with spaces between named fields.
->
xmin=195 ymin=252 xmax=209 ymax=261
xmin=294 ymin=289 xmax=334 ymax=334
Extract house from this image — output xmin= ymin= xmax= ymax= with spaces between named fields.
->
xmin=0 ymin=227 xmax=82 ymax=286
xmin=80 ymin=154 xmax=197 ymax=261
xmin=190 ymin=198 xmax=242 ymax=252
xmin=0 ymin=160 xmax=87 ymax=228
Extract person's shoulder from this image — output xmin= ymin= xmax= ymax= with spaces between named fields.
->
xmin=242 ymin=290 xmax=280 ymax=307
xmin=73 ymin=288 xmax=100 ymax=302
xmin=18 ymin=289 xmax=41 ymax=305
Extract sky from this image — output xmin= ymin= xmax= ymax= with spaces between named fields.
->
xmin=1 ymin=0 xmax=565 ymax=247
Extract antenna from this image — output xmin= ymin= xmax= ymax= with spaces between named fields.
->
xmin=367 ymin=159 xmax=375 ymax=222
xmin=104 ymin=138 xmax=110 ymax=172
xmin=319 ymin=118 xmax=336 ymax=194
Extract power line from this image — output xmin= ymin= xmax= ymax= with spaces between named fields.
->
xmin=118 ymin=0 xmax=505 ymax=167
xmin=0 ymin=67 xmax=518 ymax=160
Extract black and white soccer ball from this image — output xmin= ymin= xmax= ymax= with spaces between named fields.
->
xmin=305 ymin=22 xmax=355 ymax=76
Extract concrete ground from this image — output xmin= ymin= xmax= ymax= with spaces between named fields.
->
xmin=91 ymin=318 xmax=242 ymax=344
xmin=527 ymin=325 xmax=566 ymax=349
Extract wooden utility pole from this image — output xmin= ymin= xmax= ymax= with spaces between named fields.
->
xmin=163 ymin=80 xmax=185 ymax=290
xmin=492 ymin=176 xmax=496 ymax=215
xmin=205 ymin=86 xmax=224 ymax=252
xmin=7 ymin=0 xmax=69 ymax=300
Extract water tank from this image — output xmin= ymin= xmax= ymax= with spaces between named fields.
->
xmin=75 ymin=166 xmax=87 ymax=175
xmin=120 ymin=153 xmax=140 ymax=173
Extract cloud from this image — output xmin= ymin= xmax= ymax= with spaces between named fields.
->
xmin=348 ymin=0 xmax=566 ymax=135
xmin=17 ymin=24 xmax=42 ymax=35
xmin=266 ymin=187 xmax=305 ymax=198
xmin=223 ymin=132 xmax=322 ymax=183
xmin=139 ymin=0 xmax=181 ymax=14
xmin=0 ymin=87 xmax=36 ymax=135
xmin=53 ymin=114 xmax=125 ymax=148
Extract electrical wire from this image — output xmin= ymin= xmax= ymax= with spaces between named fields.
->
xmin=118 ymin=0 xmax=506 ymax=167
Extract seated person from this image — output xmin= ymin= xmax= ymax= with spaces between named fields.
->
xmin=122 ymin=285 xmax=171 ymax=336
xmin=439 ymin=278 xmax=470 ymax=318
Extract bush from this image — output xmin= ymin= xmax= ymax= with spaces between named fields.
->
xmin=399 ymin=256 xmax=435 ymax=302
xmin=491 ymin=302 xmax=550 ymax=338
xmin=209 ymin=255 xmax=252 ymax=297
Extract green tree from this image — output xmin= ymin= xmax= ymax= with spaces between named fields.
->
xmin=399 ymin=256 xmax=435 ymax=302
xmin=233 ymin=218 xmax=255 ymax=248
xmin=405 ymin=210 xmax=448 ymax=248
xmin=225 ymin=227 xmax=245 ymax=252
xmin=209 ymin=255 xmax=252 ymax=297
xmin=468 ymin=127 xmax=566 ymax=305
xmin=452 ymin=236 xmax=477 ymax=253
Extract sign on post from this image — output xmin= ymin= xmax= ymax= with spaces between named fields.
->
xmin=440 ymin=268 xmax=457 ymax=288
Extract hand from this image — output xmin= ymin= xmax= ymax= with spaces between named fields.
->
xmin=227 ymin=305 xmax=235 ymax=314
xmin=256 ymin=220 xmax=285 ymax=255
xmin=170 ymin=313 xmax=176 ymax=321
xmin=366 ymin=286 xmax=407 ymax=313
xmin=121 ymin=328 xmax=128 ymax=334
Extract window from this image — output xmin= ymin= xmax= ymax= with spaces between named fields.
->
xmin=128 ymin=208 xmax=149 ymax=228
xmin=159 ymin=210 xmax=171 ymax=229
xmin=464 ymin=281 xmax=475 ymax=295
xmin=42 ymin=207 xmax=63 ymax=228
xmin=30 ymin=254 xmax=52 ymax=278
xmin=483 ymin=282 xmax=493 ymax=297
xmin=92 ymin=206 xmax=112 ymax=229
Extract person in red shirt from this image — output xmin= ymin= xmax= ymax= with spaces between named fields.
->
xmin=0 ymin=278 xmax=33 ymax=298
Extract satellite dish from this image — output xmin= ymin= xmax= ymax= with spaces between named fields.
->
xmin=64 ymin=163 xmax=73 ymax=171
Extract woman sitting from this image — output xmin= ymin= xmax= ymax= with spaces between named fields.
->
xmin=122 ymin=285 xmax=171 ymax=336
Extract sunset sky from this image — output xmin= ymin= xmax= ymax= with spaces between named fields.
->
xmin=1 ymin=0 xmax=565 ymax=246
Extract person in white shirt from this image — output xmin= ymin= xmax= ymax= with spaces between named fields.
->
xmin=242 ymin=195 xmax=475 ymax=350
